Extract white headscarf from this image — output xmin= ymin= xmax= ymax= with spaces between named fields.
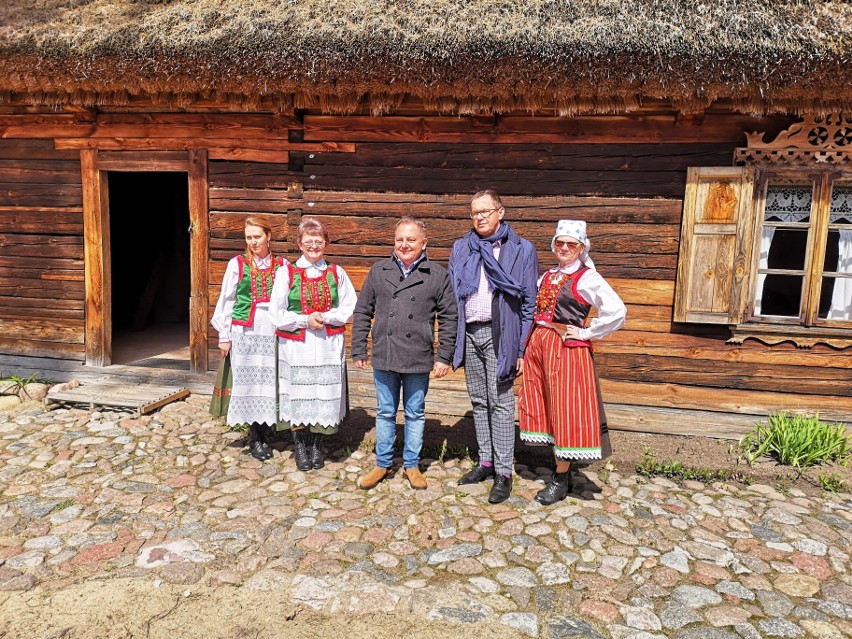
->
xmin=551 ymin=219 xmax=595 ymax=270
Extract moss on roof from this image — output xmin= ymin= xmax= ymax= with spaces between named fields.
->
xmin=1 ymin=0 xmax=850 ymax=114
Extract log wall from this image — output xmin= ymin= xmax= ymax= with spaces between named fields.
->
xmin=0 ymin=139 xmax=85 ymax=361
xmin=0 ymin=109 xmax=848 ymax=422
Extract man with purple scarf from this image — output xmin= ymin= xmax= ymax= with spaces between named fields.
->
xmin=449 ymin=190 xmax=539 ymax=503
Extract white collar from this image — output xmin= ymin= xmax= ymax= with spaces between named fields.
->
xmin=296 ymin=255 xmax=327 ymax=270
xmin=550 ymin=259 xmax=582 ymax=275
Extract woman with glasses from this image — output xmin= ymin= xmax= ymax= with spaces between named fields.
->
xmin=519 ymin=220 xmax=626 ymax=505
xmin=211 ymin=216 xmax=287 ymax=461
xmin=270 ymin=217 xmax=356 ymax=471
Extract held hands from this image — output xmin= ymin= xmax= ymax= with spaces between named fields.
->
xmin=218 ymin=342 xmax=231 ymax=358
xmin=432 ymin=362 xmax=450 ymax=378
xmin=307 ymin=312 xmax=325 ymax=331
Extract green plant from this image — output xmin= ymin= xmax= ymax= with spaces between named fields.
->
xmin=229 ymin=423 xmax=249 ymax=433
xmin=818 ymin=473 xmax=846 ymax=493
xmin=55 ymin=498 xmax=76 ymax=511
xmin=1 ymin=373 xmax=40 ymax=395
xmin=738 ymin=412 xmax=851 ymax=471
xmin=637 ymin=450 xmax=739 ymax=484
xmin=359 ymin=437 xmax=376 ymax=452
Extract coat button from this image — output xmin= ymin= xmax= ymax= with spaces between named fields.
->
xmin=410 ymin=296 xmax=415 ymax=301
xmin=392 ymin=294 xmax=397 ymax=299
xmin=388 ymin=330 xmax=393 ymax=336
xmin=399 ymin=276 xmax=404 ymax=282
xmin=390 ymin=312 xmax=395 ymax=317
xmin=408 ymin=314 xmax=413 ymax=319
xmin=406 ymin=333 xmax=411 ymax=338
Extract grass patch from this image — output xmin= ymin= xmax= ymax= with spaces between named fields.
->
xmin=818 ymin=473 xmax=847 ymax=494
xmin=637 ymin=449 xmax=737 ymax=484
xmin=738 ymin=412 xmax=850 ymax=471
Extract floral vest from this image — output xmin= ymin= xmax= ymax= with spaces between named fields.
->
xmin=276 ymin=263 xmax=347 ymax=341
xmin=231 ymin=254 xmax=285 ymax=327
xmin=534 ymin=266 xmax=592 ymax=348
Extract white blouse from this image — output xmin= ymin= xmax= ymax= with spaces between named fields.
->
xmin=211 ymin=254 xmax=278 ymax=343
xmin=269 ymin=255 xmax=357 ymax=331
xmin=538 ymin=259 xmax=627 ymax=341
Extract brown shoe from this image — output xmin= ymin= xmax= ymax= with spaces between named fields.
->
xmin=403 ymin=466 xmax=427 ymax=490
xmin=358 ymin=466 xmax=392 ymax=490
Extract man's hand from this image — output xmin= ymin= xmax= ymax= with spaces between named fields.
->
xmin=218 ymin=342 xmax=231 ymax=358
xmin=432 ymin=362 xmax=450 ymax=378
xmin=516 ymin=357 xmax=524 ymax=376
xmin=307 ymin=312 xmax=325 ymax=331
xmin=353 ymin=359 xmax=368 ymax=370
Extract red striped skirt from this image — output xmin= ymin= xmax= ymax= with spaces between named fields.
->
xmin=519 ymin=325 xmax=609 ymax=460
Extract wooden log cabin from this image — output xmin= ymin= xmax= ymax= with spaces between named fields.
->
xmin=0 ymin=0 xmax=850 ymax=436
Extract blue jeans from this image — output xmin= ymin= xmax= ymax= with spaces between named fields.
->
xmin=373 ymin=369 xmax=430 ymax=469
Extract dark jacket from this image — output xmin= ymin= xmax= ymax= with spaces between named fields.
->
xmin=449 ymin=223 xmax=539 ymax=381
xmin=351 ymin=256 xmax=458 ymax=374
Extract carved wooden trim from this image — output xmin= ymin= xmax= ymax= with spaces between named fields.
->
xmin=735 ymin=114 xmax=852 ymax=166
xmin=728 ymin=324 xmax=852 ymax=350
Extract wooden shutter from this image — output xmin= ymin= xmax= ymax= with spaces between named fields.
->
xmin=674 ymin=167 xmax=755 ymax=324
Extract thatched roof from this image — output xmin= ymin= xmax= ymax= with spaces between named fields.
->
xmin=1 ymin=0 xmax=850 ymax=115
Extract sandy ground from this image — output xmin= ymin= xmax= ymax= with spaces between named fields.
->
xmin=0 ymin=580 xmax=521 ymax=639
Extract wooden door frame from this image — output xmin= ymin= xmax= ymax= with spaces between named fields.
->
xmin=80 ymin=149 xmax=209 ymax=372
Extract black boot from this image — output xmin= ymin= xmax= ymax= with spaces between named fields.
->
xmin=535 ymin=470 xmax=573 ymax=505
xmin=309 ymin=431 xmax=324 ymax=470
xmin=247 ymin=423 xmax=268 ymax=461
xmin=291 ymin=428 xmax=312 ymax=471
xmin=258 ymin=424 xmax=274 ymax=460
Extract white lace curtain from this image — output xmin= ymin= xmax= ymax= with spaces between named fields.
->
xmin=827 ymin=229 xmax=852 ymax=321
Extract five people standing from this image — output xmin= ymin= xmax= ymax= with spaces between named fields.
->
xmin=213 ymin=196 xmax=623 ymax=506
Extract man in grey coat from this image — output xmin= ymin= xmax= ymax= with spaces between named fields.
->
xmin=352 ymin=216 xmax=458 ymax=490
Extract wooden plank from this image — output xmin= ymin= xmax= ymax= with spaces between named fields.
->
xmin=0 ymin=138 xmax=80 ymax=160
xmin=209 ymin=188 xmax=299 ymax=214
xmin=46 ymin=383 xmax=190 ymax=414
xmin=80 ymin=149 xmax=111 ymax=367
xmin=595 ymin=352 xmax=851 ymax=396
xmin=0 ymin=113 xmax=298 ymax=140
xmin=604 ymin=404 xmax=760 ymax=440
xmin=0 ymin=319 xmax=83 ymax=343
xmin=188 ymin=149 xmax=209 ymax=374
xmin=598 ymin=379 xmax=852 ymax=422
xmin=301 ymin=114 xmax=788 ymax=144
xmin=0 ymin=160 xmax=82 ymax=184
xmin=56 ymin=138 xmax=355 ymax=152
xmin=0 ymin=183 xmax=82 ymax=208
xmin=0 ymin=234 xmax=83 ymax=258
xmin=0 ymin=278 xmax=85 ymax=297
xmin=0 ymin=208 xmax=83 ymax=235
xmin=209 ymin=212 xmax=290 ymax=238
xmin=96 ymin=151 xmax=190 ymax=172
xmin=0 ymin=339 xmax=85 ymax=360
xmin=598 ymin=330 xmax=852 ymax=369
xmin=208 ymin=149 xmax=289 ymax=163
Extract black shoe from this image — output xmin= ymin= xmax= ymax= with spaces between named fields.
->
xmin=247 ymin=423 xmax=268 ymax=461
xmin=259 ymin=424 xmax=275 ymax=460
xmin=458 ymin=464 xmax=496 ymax=485
xmin=291 ymin=428 xmax=312 ymax=471
xmin=488 ymin=474 xmax=513 ymax=504
xmin=309 ymin=431 xmax=324 ymax=470
xmin=535 ymin=470 xmax=573 ymax=505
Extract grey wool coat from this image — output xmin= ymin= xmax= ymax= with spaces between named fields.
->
xmin=351 ymin=256 xmax=458 ymax=374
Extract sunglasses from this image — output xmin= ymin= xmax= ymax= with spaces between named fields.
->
xmin=554 ymin=240 xmax=582 ymax=249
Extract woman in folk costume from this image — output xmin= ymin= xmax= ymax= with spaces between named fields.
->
xmin=211 ymin=216 xmax=287 ymax=461
xmin=270 ymin=217 xmax=356 ymax=471
xmin=519 ymin=220 xmax=626 ymax=505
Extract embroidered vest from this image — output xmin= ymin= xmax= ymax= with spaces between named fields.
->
xmin=276 ymin=263 xmax=347 ymax=341
xmin=534 ymin=266 xmax=592 ymax=348
xmin=231 ymin=254 xmax=285 ymax=327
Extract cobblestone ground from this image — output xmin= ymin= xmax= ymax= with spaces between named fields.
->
xmin=1 ymin=396 xmax=851 ymax=639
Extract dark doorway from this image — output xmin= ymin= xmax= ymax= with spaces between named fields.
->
xmin=108 ymin=172 xmax=191 ymax=367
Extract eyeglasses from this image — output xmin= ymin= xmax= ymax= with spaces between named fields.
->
xmin=470 ymin=207 xmax=502 ymax=219
xmin=301 ymin=240 xmax=326 ymax=248
xmin=554 ymin=240 xmax=582 ymax=249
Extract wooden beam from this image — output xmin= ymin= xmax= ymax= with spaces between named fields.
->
xmin=188 ymin=149 xmax=209 ymax=374
xmin=96 ymin=151 xmax=190 ymax=172
xmin=80 ymin=149 xmax=111 ymax=367
xmin=207 ymin=149 xmax=289 ymax=163
xmin=56 ymin=138 xmax=354 ymax=153
xmin=301 ymin=114 xmax=786 ymax=144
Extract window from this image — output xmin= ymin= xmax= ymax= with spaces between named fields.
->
xmin=674 ymin=167 xmax=852 ymax=348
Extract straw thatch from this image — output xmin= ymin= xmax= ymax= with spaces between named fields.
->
xmin=1 ymin=0 xmax=850 ymax=115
